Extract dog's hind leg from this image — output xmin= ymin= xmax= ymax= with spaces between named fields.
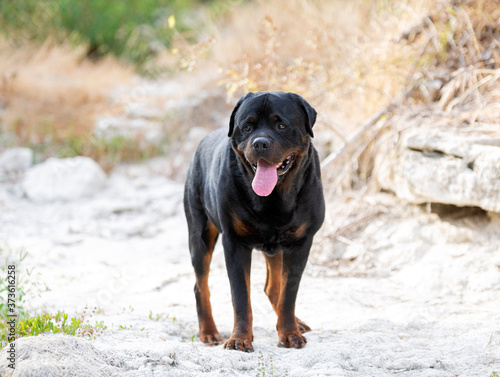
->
xmin=264 ymin=251 xmax=311 ymax=334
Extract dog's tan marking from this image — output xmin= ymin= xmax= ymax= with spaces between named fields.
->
xmin=231 ymin=212 xmax=255 ymax=237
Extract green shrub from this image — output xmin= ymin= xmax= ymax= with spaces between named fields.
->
xmin=57 ymin=0 xmax=188 ymax=65
xmin=0 ymin=0 xmax=201 ymax=71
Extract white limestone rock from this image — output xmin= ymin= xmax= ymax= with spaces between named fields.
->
xmin=22 ymin=156 xmax=107 ymax=202
xmin=377 ymin=128 xmax=500 ymax=212
xmin=0 ymin=148 xmax=33 ymax=181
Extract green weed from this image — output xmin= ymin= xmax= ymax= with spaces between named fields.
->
xmin=256 ymin=352 xmax=289 ymax=377
xmin=148 ymin=311 xmax=177 ymax=323
xmin=0 ymin=246 xmax=106 ymax=349
xmin=1 ymin=307 xmax=107 ymax=349
xmin=0 ymin=246 xmax=33 ymax=321
xmin=0 ymin=244 xmax=45 ymax=347
xmin=122 ymin=305 xmax=135 ymax=314
xmin=18 ymin=308 xmax=106 ymax=338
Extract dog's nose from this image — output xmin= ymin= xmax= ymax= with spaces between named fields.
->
xmin=252 ymin=137 xmax=271 ymax=152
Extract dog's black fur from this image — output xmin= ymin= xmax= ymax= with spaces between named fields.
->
xmin=184 ymin=91 xmax=325 ymax=352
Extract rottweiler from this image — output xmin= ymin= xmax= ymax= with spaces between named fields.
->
xmin=184 ymin=91 xmax=325 ymax=352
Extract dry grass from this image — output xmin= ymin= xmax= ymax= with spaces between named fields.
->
xmin=314 ymin=0 xmax=500 ymax=260
xmin=0 ymin=38 xmax=133 ymax=142
xmin=211 ymin=0 xmax=499 ymax=175
xmin=212 ymin=0 xmax=433 ymax=131
xmin=0 ymin=38 xmax=143 ymax=170
xmin=369 ymin=0 xmax=500 ymax=181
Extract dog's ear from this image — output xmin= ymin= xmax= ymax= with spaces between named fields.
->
xmin=289 ymin=93 xmax=317 ymax=138
xmin=228 ymin=92 xmax=254 ymax=137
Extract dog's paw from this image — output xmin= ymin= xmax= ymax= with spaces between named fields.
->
xmin=277 ymin=330 xmax=307 ymax=349
xmin=200 ymin=331 xmax=223 ymax=346
xmin=224 ymin=336 xmax=254 ymax=352
xmin=296 ymin=317 xmax=311 ymax=333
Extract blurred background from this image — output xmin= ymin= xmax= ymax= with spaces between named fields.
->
xmin=0 ymin=0 xmax=498 ymax=183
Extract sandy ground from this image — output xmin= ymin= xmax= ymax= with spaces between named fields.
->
xmin=1 ymin=157 xmax=499 ymax=376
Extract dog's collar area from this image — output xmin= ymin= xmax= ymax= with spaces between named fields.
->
xmin=250 ymin=154 xmax=295 ymax=176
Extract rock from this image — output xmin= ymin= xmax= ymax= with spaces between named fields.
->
xmin=376 ymin=126 xmax=500 ymax=212
xmin=0 ymin=148 xmax=33 ymax=181
xmin=22 ymin=157 xmax=107 ymax=202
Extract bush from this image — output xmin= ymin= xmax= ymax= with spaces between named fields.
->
xmin=0 ymin=0 xmax=200 ymax=71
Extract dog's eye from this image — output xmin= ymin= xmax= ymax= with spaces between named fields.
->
xmin=277 ymin=124 xmax=287 ymax=130
xmin=243 ymin=124 xmax=252 ymax=132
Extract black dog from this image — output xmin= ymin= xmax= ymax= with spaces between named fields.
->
xmin=184 ymin=91 xmax=325 ymax=352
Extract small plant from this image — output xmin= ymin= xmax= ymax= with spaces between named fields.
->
xmin=148 ymin=311 xmax=177 ymax=323
xmin=1 ymin=306 xmax=107 ymax=348
xmin=122 ymin=305 xmax=135 ymax=313
xmin=0 ymin=245 xmax=44 ymax=318
xmin=256 ymin=352 xmax=289 ymax=377
xmin=0 ymin=244 xmax=46 ymax=348
xmin=490 ymin=372 xmax=498 ymax=377
xmin=180 ymin=333 xmax=197 ymax=343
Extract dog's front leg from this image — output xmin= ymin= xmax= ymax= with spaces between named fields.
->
xmin=222 ymin=237 xmax=254 ymax=352
xmin=276 ymin=238 xmax=313 ymax=349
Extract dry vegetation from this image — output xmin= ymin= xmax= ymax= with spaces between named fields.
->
xmin=212 ymin=0 xmax=431 ymax=128
xmin=207 ymin=0 xmax=499 ymax=186
xmin=1 ymin=0 xmax=498 ymax=177
xmin=0 ymin=38 xmax=145 ymax=170
xmin=316 ymin=0 xmax=500 ymax=248
xmin=0 ymin=39 xmax=132 ymax=138
xmin=210 ymin=0 xmax=499 ymax=165
xmin=343 ymin=0 xmax=500 ymax=190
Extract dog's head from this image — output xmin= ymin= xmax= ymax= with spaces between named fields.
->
xmin=228 ymin=91 xmax=317 ymax=197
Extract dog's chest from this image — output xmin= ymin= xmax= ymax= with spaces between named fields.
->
xmin=229 ymin=195 xmax=314 ymax=254
xmin=242 ymin=220 xmax=308 ymax=255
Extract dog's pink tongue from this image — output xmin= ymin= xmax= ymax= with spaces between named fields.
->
xmin=252 ymin=159 xmax=278 ymax=197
